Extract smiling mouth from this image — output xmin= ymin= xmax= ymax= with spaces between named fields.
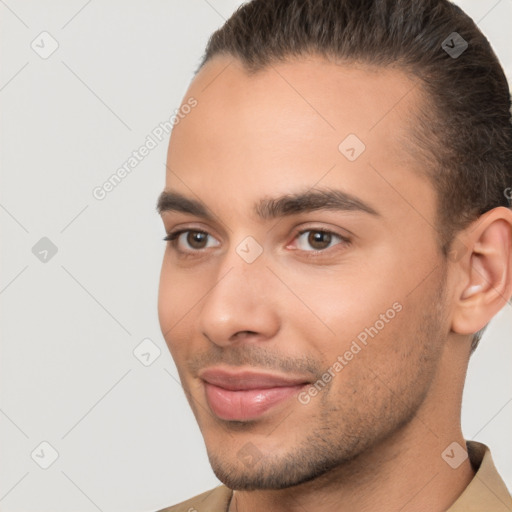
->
xmin=199 ymin=367 xmax=311 ymax=421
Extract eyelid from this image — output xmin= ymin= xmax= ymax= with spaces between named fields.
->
xmin=163 ymin=221 xmax=220 ymax=240
xmin=294 ymin=226 xmax=350 ymax=240
xmin=163 ymin=225 xmax=221 ymax=256
xmin=286 ymin=227 xmax=351 ymax=254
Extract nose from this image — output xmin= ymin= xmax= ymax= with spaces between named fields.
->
xmin=197 ymin=252 xmax=281 ymax=347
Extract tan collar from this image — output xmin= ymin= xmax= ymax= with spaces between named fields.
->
xmin=447 ymin=441 xmax=512 ymax=511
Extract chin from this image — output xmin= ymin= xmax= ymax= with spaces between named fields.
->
xmin=207 ymin=443 xmax=349 ymax=491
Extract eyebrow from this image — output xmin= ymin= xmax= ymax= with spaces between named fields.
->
xmin=156 ymin=188 xmax=380 ymax=220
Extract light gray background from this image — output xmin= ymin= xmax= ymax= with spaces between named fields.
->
xmin=1 ymin=1 xmax=511 ymax=511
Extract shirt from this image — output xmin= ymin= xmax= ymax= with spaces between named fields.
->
xmin=157 ymin=441 xmax=512 ymax=512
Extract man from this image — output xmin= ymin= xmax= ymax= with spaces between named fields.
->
xmin=155 ymin=0 xmax=512 ymax=510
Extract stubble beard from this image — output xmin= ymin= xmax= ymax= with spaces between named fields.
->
xmin=205 ymin=280 xmax=448 ymax=491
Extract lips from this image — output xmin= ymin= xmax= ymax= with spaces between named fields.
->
xmin=199 ymin=368 xmax=310 ymax=421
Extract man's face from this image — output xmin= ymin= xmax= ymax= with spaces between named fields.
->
xmin=158 ymin=55 xmax=451 ymax=490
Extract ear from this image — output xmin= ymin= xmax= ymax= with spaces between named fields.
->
xmin=451 ymin=207 xmax=512 ymax=336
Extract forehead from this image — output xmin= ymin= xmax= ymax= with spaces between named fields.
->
xmin=165 ymin=54 xmax=434 ymax=224
xmin=178 ymin=54 xmax=422 ymax=141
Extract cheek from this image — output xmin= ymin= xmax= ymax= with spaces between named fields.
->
xmin=311 ymin=303 xmax=434 ymax=425
xmin=281 ymin=265 xmax=424 ymax=386
xmin=275 ymin=262 xmax=396 ymax=349
xmin=157 ymin=260 xmax=177 ymax=333
xmin=157 ymin=257 xmax=203 ymax=347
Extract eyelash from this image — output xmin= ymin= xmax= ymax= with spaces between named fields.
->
xmin=163 ymin=227 xmax=351 ymax=258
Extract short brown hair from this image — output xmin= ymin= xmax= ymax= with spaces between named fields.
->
xmin=195 ymin=0 xmax=512 ymax=349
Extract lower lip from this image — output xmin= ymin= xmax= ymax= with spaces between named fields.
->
xmin=204 ymin=382 xmax=306 ymax=421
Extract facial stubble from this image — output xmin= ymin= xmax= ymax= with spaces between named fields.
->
xmin=204 ymin=272 xmax=448 ymax=491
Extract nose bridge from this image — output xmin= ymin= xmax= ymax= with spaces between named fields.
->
xmin=214 ymin=233 xmax=270 ymax=298
xmin=197 ymin=242 xmax=279 ymax=345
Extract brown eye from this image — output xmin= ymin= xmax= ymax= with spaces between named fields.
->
xmin=187 ymin=231 xmax=208 ymax=249
xmin=292 ymin=229 xmax=348 ymax=253
xmin=307 ymin=231 xmax=332 ymax=250
xmin=164 ymin=229 xmax=220 ymax=252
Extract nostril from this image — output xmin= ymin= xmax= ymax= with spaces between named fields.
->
xmin=231 ymin=330 xmax=259 ymax=341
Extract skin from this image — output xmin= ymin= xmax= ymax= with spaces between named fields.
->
xmin=157 ymin=54 xmax=512 ymax=512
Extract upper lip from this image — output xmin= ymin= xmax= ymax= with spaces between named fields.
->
xmin=199 ymin=367 xmax=311 ymax=391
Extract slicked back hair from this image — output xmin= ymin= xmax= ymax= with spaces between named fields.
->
xmin=194 ymin=0 xmax=512 ymax=351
